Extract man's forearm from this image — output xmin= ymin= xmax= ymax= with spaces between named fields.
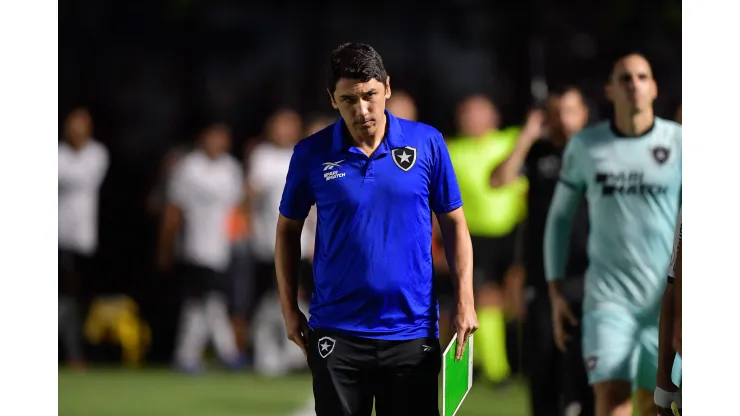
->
xmin=275 ymin=217 xmax=304 ymax=314
xmin=490 ymin=135 xmax=534 ymax=188
xmin=657 ymin=284 xmax=677 ymax=386
xmin=439 ymin=212 xmax=475 ymax=306
xmin=543 ymin=183 xmax=581 ymax=288
xmin=158 ymin=205 xmax=181 ymax=262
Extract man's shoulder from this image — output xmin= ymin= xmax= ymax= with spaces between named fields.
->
xmin=293 ymin=125 xmax=334 ymax=159
xmin=572 ymin=121 xmax=611 ymax=144
xmin=654 ymin=117 xmax=682 ymax=142
xmin=221 ymin=153 xmax=243 ymax=172
xmin=395 ymin=118 xmax=444 ymax=152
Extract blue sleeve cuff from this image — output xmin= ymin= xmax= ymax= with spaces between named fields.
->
xmin=433 ymin=199 xmax=463 ymax=214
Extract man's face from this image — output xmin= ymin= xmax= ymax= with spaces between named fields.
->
xmin=606 ymin=55 xmax=657 ymax=113
xmin=387 ymin=93 xmax=417 ymax=121
xmin=329 ymin=77 xmax=390 ymax=141
xmin=552 ymin=90 xmax=588 ymax=139
xmin=456 ymin=96 xmax=499 ymax=137
xmin=65 ymin=110 xmax=92 ymax=148
xmin=267 ymin=109 xmax=303 ymax=148
xmin=203 ymin=126 xmax=231 ymax=157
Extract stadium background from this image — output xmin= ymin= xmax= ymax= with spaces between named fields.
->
xmin=58 ymin=0 xmax=682 ymax=414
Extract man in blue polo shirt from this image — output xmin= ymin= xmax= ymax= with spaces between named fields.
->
xmin=275 ymin=42 xmax=478 ymax=416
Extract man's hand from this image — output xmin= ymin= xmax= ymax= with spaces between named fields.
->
xmin=283 ymin=308 xmax=310 ymax=357
xmin=550 ymin=293 xmax=578 ymax=352
xmin=453 ymin=303 xmax=479 ymax=360
xmin=520 ymin=109 xmax=546 ymax=144
xmin=654 ymin=384 xmax=679 ymax=416
xmin=503 ymin=265 xmax=527 ymax=321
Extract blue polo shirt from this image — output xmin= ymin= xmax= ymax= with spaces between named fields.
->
xmin=279 ymin=110 xmax=463 ymax=340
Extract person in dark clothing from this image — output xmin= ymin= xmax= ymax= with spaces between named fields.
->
xmin=495 ymin=86 xmax=593 ymax=415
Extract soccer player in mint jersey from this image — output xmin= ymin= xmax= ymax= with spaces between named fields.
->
xmin=544 ymin=53 xmax=682 ymax=416
xmin=656 ymin=207 xmax=682 ymax=416
xmin=275 ymin=43 xmax=478 ymax=416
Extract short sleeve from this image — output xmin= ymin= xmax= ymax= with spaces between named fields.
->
xmin=559 ymin=136 xmax=587 ymax=192
xmin=279 ymin=144 xmax=315 ymax=220
xmin=429 ymin=133 xmax=463 ymax=214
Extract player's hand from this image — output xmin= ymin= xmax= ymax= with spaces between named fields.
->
xmin=520 ymin=109 xmax=546 ymax=143
xmin=453 ymin=303 xmax=479 ymax=360
xmin=550 ymin=293 xmax=578 ymax=353
xmin=655 ymin=378 xmax=678 ymax=416
xmin=503 ymin=265 xmax=527 ymax=321
xmin=283 ymin=308 xmax=310 ymax=357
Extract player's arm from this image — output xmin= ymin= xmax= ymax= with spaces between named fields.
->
xmin=275 ymin=145 xmax=314 ymax=356
xmin=275 ymin=214 xmax=307 ymax=315
xmin=673 ymin=239 xmax=681 ymax=355
xmin=490 ymin=109 xmax=544 ymax=188
xmin=544 ymin=137 xmax=586 ymax=351
xmin=656 ymin=209 xmax=682 ymax=409
xmin=430 ymin=132 xmax=479 ymax=359
xmin=157 ymin=163 xmax=185 ymax=270
xmin=437 ymin=208 xmax=475 ymax=309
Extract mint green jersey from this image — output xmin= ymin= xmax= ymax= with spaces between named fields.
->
xmin=545 ymin=118 xmax=682 ymax=316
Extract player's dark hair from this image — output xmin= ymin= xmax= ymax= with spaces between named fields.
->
xmin=327 ymin=43 xmax=388 ymax=94
xmin=607 ymin=50 xmax=654 ymax=81
xmin=552 ymin=84 xmax=583 ymax=98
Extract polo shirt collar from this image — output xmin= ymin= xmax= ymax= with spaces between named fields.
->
xmin=332 ymin=110 xmax=406 ymax=154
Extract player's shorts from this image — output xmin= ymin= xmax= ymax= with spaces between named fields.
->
xmin=471 ymin=231 xmax=517 ymax=288
xmin=582 ymin=306 xmax=683 ymax=390
xmin=178 ymin=262 xmax=229 ymax=299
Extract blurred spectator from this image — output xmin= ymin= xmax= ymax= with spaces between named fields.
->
xmin=304 ymin=113 xmax=336 ymax=137
xmin=159 ymin=123 xmax=244 ymax=373
xmin=59 ymin=108 xmax=109 ymax=371
xmin=253 ymin=278 xmax=311 ymax=377
xmin=511 ymin=88 xmax=593 ymax=416
xmin=246 ymin=109 xmax=316 ymax=322
xmin=386 ymin=90 xmax=418 ymax=121
xmin=146 ymin=145 xmax=189 ymax=217
xmin=446 ymin=94 xmax=528 ymax=385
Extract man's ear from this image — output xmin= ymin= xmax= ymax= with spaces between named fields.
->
xmin=327 ymin=89 xmax=338 ymax=110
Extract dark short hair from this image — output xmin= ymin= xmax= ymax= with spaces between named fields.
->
xmin=551 ymin=84 xmax=583 ymax=97
xmin=327 ymin=43 xmax=388 ymax=94
xmin=608 ymin=50 xmax=654 ymax=80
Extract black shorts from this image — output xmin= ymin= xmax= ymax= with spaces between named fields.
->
xmin=58 ymin=248 xmax=94 ymax=297
xmin=178 ymin=262 xmax=228 ymax=299
xmin=471 ymin=232 xmax=517 ymax=288
xmin=308 ymin=327 xmax=441 ymax=416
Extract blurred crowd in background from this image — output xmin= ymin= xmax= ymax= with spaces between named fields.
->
xmin=58 ymin=0 xmax=681 ymax=413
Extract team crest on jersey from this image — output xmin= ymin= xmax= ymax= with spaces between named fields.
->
xmin=392 ymin=146 xmax=417 ymax=171
xmin=652 ymin=146 xmax=670 ymax=165
xmin=318 ymin=336 xmax=336 ymax=358
xmin=585 ymin=356 xmax=598 ymax=371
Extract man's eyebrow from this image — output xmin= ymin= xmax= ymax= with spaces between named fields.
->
xmin=339 ymin=89 xmax=377 ymax=99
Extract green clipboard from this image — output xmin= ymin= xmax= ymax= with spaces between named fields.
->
xmin=442 ymin=334 xmax=474 ymax=416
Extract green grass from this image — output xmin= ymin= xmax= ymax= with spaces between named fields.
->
xmin=59 ymin=369 xmax=681 ymax=415
xmin=59 ymin=368 xmax=530 ymax=416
